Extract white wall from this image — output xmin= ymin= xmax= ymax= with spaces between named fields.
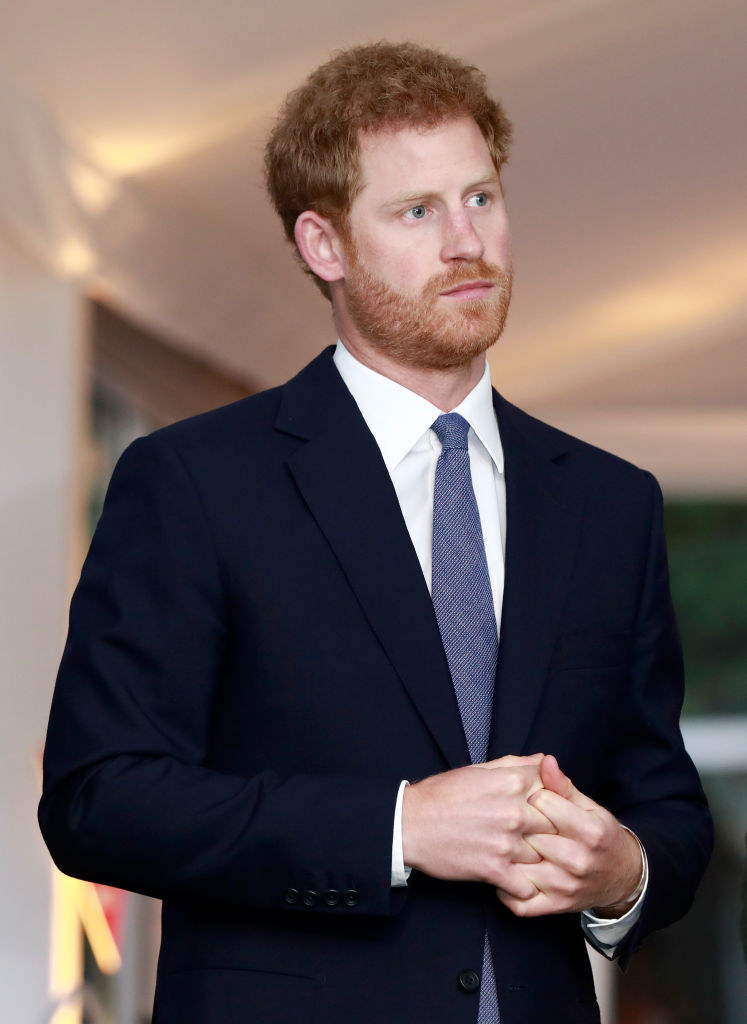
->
xmin=0 ymin=235 xmax=86 ymax=1023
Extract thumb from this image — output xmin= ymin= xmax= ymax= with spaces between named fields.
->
xmin=539 ymin=754 xmax=573 ymax=798
xmin=539 ymin=754 xmax=598 ymax=811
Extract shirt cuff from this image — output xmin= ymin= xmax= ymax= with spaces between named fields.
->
xmin=581 ymin=828 xmax=648 ymax=958
xmin=391 ymin=780 xmax=412 ymax=887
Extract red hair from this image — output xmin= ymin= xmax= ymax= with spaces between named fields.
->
xmin=264 ymin=41 xmax=513 ymax=297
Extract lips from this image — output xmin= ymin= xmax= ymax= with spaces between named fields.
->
xmin=440 ymin=280 xmax=495 ymax=299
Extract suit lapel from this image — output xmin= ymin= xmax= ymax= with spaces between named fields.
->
xmin=277 ymin=351 xmax=470 ymax=769
xmin=276 ymin=352 xmax=586 ymax=766
xmin=488 ymin=394 xmax=586 ymax=758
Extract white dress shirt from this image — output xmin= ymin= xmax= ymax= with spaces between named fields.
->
xmin=333 ymin=339 xmax=646 ymax=954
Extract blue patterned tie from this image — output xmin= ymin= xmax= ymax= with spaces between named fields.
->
xmin=431 ymin=413 xmax=500 ymax=1024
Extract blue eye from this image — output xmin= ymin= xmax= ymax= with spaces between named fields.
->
xmin=409 ymin=205 xmax=427 ymax=219
xmin=469 ymin=192 xmax=488 ymax=207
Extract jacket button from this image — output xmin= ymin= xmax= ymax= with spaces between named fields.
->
xmin=458 ymin=969 xmax=481 ymax=993
xmin=302 ymin=889 xmax=318 ymax=907
xmin=324 ymin=889 xmax=340 ymax=907
xmin=343 ymin=888 xmax=359 ymax=907
xmin=283 ymin=888 xmax=300 ymax=906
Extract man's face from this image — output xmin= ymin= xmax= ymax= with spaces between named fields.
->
xmin=336 ymin=116 xmax=512 ymax=370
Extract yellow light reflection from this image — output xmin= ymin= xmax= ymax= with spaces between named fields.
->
xmin=87 ymin=117 xmax=251 ymax=175
xmin=67 ymin=159 xmax=118 ymax=214
xmin=578 ymin=277 xmax=745 ymax=345
xmin=49 ymin=870 xmax=82 ymax=1024
xmin=55 ymin=238 xmax=95 ymax=278
xmin=49 ymin=866 xmax=123 ymax=1024
xmin=88 ymin=134 xmax=191 ymax=176
xmin=493 ymin=246 xmax=747 ymax=402
xmin=86 ymin=99 xmax=267 ymax=176
xmin=50 ymin=996 xmax=82 ymax=1024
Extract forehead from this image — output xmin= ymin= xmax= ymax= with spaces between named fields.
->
xmin=355 ymin=116 xmax=497 ymax=202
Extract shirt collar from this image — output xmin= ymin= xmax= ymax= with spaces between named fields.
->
xmin=333 ymin=340 xmax=504 ymax=475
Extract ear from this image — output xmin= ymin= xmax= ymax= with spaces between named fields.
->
xmin=294 ymin=211 xmax=346 ymax=283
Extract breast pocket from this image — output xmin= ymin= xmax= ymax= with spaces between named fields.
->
xmin=536 ymin=632 xmax=632 ymax=785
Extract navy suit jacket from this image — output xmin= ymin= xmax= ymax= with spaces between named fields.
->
xmin=40 ymin=348 xmax=712 ymax=1024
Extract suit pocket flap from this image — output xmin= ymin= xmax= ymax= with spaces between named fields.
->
xmin=156 ymin=964 xmax=317 ymax=1024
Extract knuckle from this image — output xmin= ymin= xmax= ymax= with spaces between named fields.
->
xmin=487 ymin=864 xmax=506 ymax=889
xmin=559 ymin=874 xmax=579 ymax=897
xmin=502 ymin=809 xmax=523 ymax=833
xmin=528 ymin=794 xmax=543 ymax=818
xmin=569 ymin=850 xmax=592 ymax=877
xmin=586 ymin=827 xmax=602 ymax=851
xmin=506 ymin=769 xmax=524 ymax=796
xmin=583 ymin=821 xmax=605 ymax=851
xmin=493 ymin=835 xmax=513 ymax=859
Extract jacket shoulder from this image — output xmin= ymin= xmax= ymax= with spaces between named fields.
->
xmin=496 ymin=393 xmax=657 ymax=492
xmin=151 ymin=386 xmax=283 ymax=451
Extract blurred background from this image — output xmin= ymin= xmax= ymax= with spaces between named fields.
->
xmin=1 ymin=1 xmax=744 ymax=1021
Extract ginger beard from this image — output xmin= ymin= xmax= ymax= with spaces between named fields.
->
xmin=341 ymin=242 xmax=513 ymax=371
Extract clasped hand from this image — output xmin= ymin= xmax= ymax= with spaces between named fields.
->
xmin=401 ymin=753 xmax=642 ymax=918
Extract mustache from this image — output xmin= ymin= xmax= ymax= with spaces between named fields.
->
xmin=424 ymin=259 xmax=509 ymax=298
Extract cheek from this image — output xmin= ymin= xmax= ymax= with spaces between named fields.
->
xmin=392 ymin=259 xmax=432 ymax=294
xmin=482 ymin=220 xmax=511 ymax=266
xmin=366 ymin=248 xmax=431 ymax=294
xmin=495 ymin=219 xmax=512 ymax=263
xmin=350 ymin=219 xmax=435 ymax=290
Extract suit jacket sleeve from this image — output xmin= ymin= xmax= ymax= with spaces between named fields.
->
xmin=602 ymin=472 xmax=713 ymax=963
xmin=39 ymin=433 xmax=403 ymax=916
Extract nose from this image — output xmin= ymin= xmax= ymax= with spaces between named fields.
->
xmin=440 ymin=210 xmax=485 ymax=263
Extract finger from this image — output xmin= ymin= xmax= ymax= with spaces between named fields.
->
xmin=524 ymin=802 xmax=558 ymax=835
xmin=524 ymin=769 xmax=545 ymax=799
xmin=493 ymin=863 xmax=540 ymax=901
xmin=511 ymin=857 xmax=584 ymax=903
xmin=539 ymin=755 xmax=597 ymax=811
xmin=511 ymin=838 xmax=543 ymax=865
xmin=538 ymin=754 xmax=572 ymax=798
xmin=482 ymin=763 xmax=545 ymax=799
xmin=483 ymin=753 xmax=544 ymax=769
xmin=528 ymin=782 xmax=598 ymax=831
xmin=496 ymin=889 xmax=562 ymax=918
xmin=523 ymin=833 xmax=582 ymax=871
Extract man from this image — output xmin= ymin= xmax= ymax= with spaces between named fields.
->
xmin=40 ymin=42 xmax=712 ymax=1024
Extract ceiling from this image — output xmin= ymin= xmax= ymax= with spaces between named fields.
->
xmin=1 ymin=0 xmax=744 ymax=492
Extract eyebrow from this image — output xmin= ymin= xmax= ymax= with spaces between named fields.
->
xmin=382 ymin=173 xmax=502 ymax=210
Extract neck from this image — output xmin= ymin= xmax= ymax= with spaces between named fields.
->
xmin=337 ymin=333 xmax=486 ymax=412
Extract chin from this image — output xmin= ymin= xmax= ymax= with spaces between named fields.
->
xmin=408 ymin=333 xmax=500 ymax=371
xmin=415 ymin=304 xmax=509 ymax=368
xmin=343 ymin=257 xmax=512 ymax=371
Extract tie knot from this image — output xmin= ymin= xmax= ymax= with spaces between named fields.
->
xmin=432 ymin=413 xmax=470 ymax=451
